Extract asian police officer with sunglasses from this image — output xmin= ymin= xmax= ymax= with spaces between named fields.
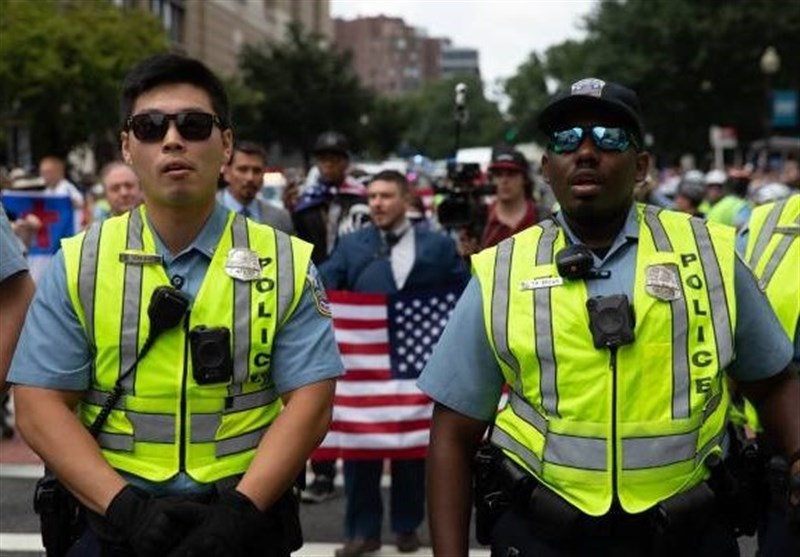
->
xmin=8 ymin=54 xmax=344 ymax=557
xmin=418 ymin=78 xmax=800 ymax=556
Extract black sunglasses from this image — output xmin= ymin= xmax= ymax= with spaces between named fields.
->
xmin=125 ymin=111 xmax=223 ymax=143
xmin=549 ymin=126 xmax=639 ymax=154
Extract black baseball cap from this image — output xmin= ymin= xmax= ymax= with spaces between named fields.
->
xmin=488 ymin=147 xmax=529 ymax=173
xmin=313 ymin=131 xmax=350 ymax=158
xmin=538 ymin=77 xmax=645 ymax=140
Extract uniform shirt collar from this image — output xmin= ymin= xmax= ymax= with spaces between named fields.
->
xmin=554 ymin=203 xmax=639 ymax=263
xmin=147 ymin=202 xmax=229 ymax=263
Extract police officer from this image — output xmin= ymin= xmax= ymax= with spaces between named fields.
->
xmin=740 ymin=193 xmax=800 ymax=556
xmin=8 ymin=54 xmax=343 ymax=557
xmin=418 ymin=78 xmax=800 ymax=556
xmin=0 ymin=205 xmax=35 ymax=436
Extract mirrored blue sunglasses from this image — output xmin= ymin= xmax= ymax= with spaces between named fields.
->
xmin=549 ymin=126 xmax=639 ymax=154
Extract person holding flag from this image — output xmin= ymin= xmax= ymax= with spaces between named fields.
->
xmin=320 ymin=169 xmax=468 ymax=556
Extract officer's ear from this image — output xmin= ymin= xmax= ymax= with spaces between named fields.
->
xmin=541 ymin=153 xmax=551 ymax=183
xmin=634 ymin=150 xmax=651 ymax=183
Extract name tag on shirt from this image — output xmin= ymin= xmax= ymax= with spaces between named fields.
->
xmin=119 ymin=251 xmax=163 ymax=265
xmin=520 ymin=277 xmax=564 ymax=291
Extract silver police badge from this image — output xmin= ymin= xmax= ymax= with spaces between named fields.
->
xmin=225 ymin=248 xmax=261 ymax=281
xmin=645 ymin=264 xmax=682 ymax=301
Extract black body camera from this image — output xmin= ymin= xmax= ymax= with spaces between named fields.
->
xmin=189 ymin=326 xmax=233 ymax=385
xmin=586 ymin=295 xmax=635 ymax=349
xmin=556 ymin=245 xmax=595 ymax=280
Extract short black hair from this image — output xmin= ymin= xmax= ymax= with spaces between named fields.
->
xmin=230 ymin=140 xmax=267 ymax=165
xmin=120 ymin=53 xmax=231 ymax=129
xmin=369 ymin=169 xmax=409 ymax=195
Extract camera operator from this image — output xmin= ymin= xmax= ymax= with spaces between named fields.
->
xmin=454 ymin=147 xmax=541 ymax=258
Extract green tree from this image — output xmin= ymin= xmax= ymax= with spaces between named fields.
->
xmin=504 ymin=53 xmax=550 ymax=144
xmin=235 ymin=23 xmax=374 ymax=166
xmin=0 ymin=0 xmax=168 ymax=165
xmin=398 ymin=75 xmax=506 ymax=159
xmin=514 ymin=0 xmax=800 ymax=163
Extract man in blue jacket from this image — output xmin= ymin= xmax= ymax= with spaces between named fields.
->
xmin=321 ymin=169 xmax=469 ymax=556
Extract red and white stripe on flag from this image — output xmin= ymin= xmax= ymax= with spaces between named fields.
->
xmin=313 ymin=290 xmax=434 ymax=460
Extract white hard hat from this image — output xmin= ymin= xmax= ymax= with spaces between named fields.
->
xmin=753 ymin=183 xmax=791 ymax=205
xmin=704 ymin=169 xmax=727 ymax=185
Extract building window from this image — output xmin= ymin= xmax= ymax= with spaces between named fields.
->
xmin=149 ymin=0 xmax=185 ymax=44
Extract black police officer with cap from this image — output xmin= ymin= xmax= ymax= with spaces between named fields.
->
xmin=419 ymin=77 xmax=800 ymax=556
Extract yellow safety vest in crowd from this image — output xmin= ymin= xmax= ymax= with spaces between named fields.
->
xmin=61 ymin=206 xmax=312 ymax=483
xmin=745 ymin=194 xmax=800 ymax=342
xmin=472 ymin=204 xmax=737 ymax=516
xmin=738 ymin=194 xmax=800 ymax=432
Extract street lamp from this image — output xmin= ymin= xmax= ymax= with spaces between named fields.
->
xmin=759 ymin=46 xmax=781 ymax=159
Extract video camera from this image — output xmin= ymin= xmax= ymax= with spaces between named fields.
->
xmin=435 ymin=161 xmax=494 ymax=231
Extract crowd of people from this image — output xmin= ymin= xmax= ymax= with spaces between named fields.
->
xmin=0 ymin=55 xmax=798 ymax=557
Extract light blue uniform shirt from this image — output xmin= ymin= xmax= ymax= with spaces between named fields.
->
xmin=418 ymin=205 xmax=793 ymax=422
xmin=9 ymin=203 xmax=344 ymax=494
xmin=0 ymin=205 xmax=28 ymax=281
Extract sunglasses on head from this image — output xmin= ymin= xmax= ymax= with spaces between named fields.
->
xmin=548 ymin=125 xmax=639 ymax=154
xmin=125 ymin=111 xmax=223 ymax=143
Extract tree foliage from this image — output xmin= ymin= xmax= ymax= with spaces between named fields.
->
xmin=506 ymin=0 xmax=800 ymax=163
xmin=397 ymin=75 xmax=506 ymax=160
xmin=235 ymin=23 xmax=374 ymax=166
xmin=504 ymin=53 xmax=550 ymax=144
xmin=0 ymin=0 xmax=168 ymax=164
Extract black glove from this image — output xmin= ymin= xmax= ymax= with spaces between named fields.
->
xmin=105 ymin=485 xmax=205 ymax=556
xmin=167 ymin=489 xmax=273 ymax=557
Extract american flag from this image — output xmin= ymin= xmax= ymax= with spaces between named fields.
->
xmin=313 ymin=287 xmax=461 ymax=460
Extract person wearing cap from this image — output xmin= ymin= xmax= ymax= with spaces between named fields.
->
xmin=8 ymin=54 xmax=343 ymax=556
xmin=704 ymin=169 xmax=750 ymax=228
xmin=292 ymin=131 xmax=370 ymax=504
xmin=219 ymin=140 xmax=294 ymax=234
xmin=480 ymin=147 xmax=541 ymax=249
xmin=419 ymin=77 xmax=800 ymax=556
xmin=673 ymin=172 xmax=707 ymax=219
xmin=292 ymin=131 xmax=370 ymax=265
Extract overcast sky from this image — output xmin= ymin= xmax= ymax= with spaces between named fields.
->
xmin=330 ymin=0 xmax=598 ymax=87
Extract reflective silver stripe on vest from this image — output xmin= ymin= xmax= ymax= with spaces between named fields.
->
xmin=275 ymin=231 xmax=295 ymax=325
xmin=491 ymin=239 xmax=521 ymax=385
xmin=644 ymin=206 xmax=690 ymax=419
xmin=191 ymin=414 xmax=221 ymax=443
xmin=83 ymin=389 xmax=125 ymax=409
xmin=621 ymin=430 xmax=698 ymax=469
xmin=545 ymin=432 xmax=607 ymax=471
xmin=191 ymin=389 xmax=279 ymax=443
xmin=121 ymin=210 xmax=145 ymax=392
xmin=508 ymin=389 xmax=548 ymax=435
xmin=230 ymin=216 xmax=252 ymax=394
xmin=490 ymin=425 xmax=542 ymax=474
xmin=127 ymin=412 xmax=175 ymax=443
xmin=702 ymin=392 xmax=722 ymax=422
xmin=758 ymin=213 xmax=800 ymax=290
xmin=216 ymin=426 xmax=268 ymax=457
xmin=696 ymin=426 xmax=726 ymax=464
xmin=78 ymin=224 xmax=102 ymax=346
xmin=97 ymin=433 xmax=134 ymax=452
xmin=748 ymin=199 xmax=786 ymax=269
xmin=535 ymin=222 xmax=559 ymax=415
xmin=690 ymin=219 xmax=734 ymax=367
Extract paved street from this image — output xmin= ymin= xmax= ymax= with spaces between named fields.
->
xmin=0 ymin=427 xmax=758 ymax=557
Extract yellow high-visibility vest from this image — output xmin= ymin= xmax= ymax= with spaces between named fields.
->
xmin=472 ymin=204 xmax=736 ymax=516
xmin=745 ymin=194 xmax=800 ymax=342
xmin=62 ymin=206 xmax=312 ymax=483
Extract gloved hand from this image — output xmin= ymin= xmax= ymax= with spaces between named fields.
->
xmin=105 ymin=484 xmax=206 ymax=556
xmin=166 ymin=489 xmax=271 ymax=557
